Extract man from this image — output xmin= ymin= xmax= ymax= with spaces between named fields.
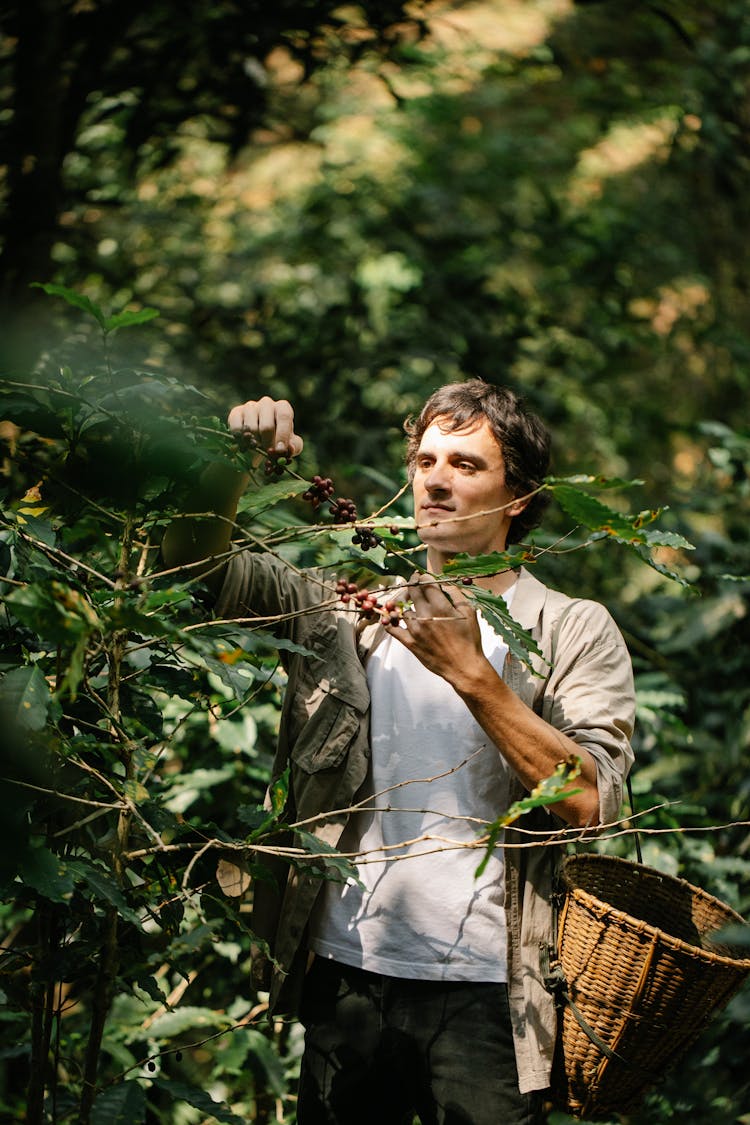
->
xmin=162 ymin=380 xmax=635 ymax=1125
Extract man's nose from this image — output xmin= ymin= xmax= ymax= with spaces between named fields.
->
xmin=424 ymin=462 xmax=451 ymax=492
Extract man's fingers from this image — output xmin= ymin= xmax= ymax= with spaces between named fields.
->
xmin=227 ymin=402 xmax=259 ymax=435
xmin=226 ymin=397 xmax=303 ymax=457
xmin=270 ymin=399 xmax=294 ymax=451
xmin=409 ymin=573 xmax=456 ymax=609
xmin=254 ymin=397 xmax=279 ymax=451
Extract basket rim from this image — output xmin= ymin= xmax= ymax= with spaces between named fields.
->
xmin=561 ymin=853 xmax=750 ymax=969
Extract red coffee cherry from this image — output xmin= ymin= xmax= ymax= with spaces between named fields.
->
xmin=380 ymin=599 xmax=403 ymax=627
xmin=336 ymin=578 xmax=382 ymax=622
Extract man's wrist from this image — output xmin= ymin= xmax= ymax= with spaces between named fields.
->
xmin=445 ymin=653 xmax=501 ymax=698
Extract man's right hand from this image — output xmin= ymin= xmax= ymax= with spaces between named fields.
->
xmin=227 ymin=396 xmax=304 ymax=460
xmin=161 ymin=396 xmax=304 ymax=592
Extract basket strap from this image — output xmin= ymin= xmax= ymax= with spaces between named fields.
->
xmin=627 ymin=775 xmax=643 ymax=865
xmin=541 ymin=948 xmax=628 ymax=1065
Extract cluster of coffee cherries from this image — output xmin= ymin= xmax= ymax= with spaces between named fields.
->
xmin=302 ymin=474 xmax=335 ymax=510
xmin=351 ymin=526 xmax=382 ymax=551
xmin=327 ymin=496 xmax=382 ymax=550
xmin=328 ymin=496 xmax=358 ymax=523
xmin=263 ymin=453 xmax=395 ymax=555
xmin=263 ymin=448 xmax=292 ymax=478
xmin=335 ymin=578 xmax=403 ymax=626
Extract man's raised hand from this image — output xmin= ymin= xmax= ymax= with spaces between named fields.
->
xmin=227 ymin=396 xmax=304 ymax=460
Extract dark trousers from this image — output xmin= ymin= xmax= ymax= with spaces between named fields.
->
xmin=297 ymin=958 xmax=546 ymax=1125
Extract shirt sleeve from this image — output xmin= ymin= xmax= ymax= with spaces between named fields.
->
xmin=542 ymin=599 xmax=635 ymax=826
xmin=215 ymin=550 xmax=332 ymax=643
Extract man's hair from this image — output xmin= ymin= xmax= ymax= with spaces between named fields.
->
xmin=404 ymin=379 xmax=551 ymax=545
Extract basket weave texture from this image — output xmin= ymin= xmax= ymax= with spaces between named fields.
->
xmin=554 ymin=853 xmax=750 ymax=1120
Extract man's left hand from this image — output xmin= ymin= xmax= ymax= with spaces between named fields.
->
xmin=385 ymin=572 xmax=487 ymax=684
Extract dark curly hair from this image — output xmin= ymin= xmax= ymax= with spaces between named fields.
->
xmin=404 ymin=379 xmax=551 ymax=545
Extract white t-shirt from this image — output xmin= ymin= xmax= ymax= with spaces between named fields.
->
xmin=308 ymin=592 xmax=514 ymax=982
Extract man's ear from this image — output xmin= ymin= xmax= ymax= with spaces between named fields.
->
xmin=506 ymin=495 xmax=530 ymax=519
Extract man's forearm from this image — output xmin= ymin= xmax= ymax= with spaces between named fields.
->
xmin=161 ymin=463 xmax=250 ymax=592
xmin=449 ymin=656 xmax=601 ymax=828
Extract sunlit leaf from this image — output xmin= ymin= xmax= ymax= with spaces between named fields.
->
xmin=464 ymin=586 xmax=544 ymax=670
xmin=640 ymin=527 xmax=695 ymax=550
xmin=238 ymin=478 xmax=309 ymax=515
xmin=269 ymin=767 xmax=289 ymax=818
xmin=294 ymin=829 xmax=363 ymax=886
xmin=475 ymin=759 xmax=582 ymax=877
xmin=552 ymin=484 xmax=643 ymax=539
xmin=216 ymin=856 xmax=251 ymax=898
xmin=163 ymin=768 xmax=236 ymax=815
xmin=442 ymin=551 xmax=522 ymax=577
xmin=546 ymin=474 xmax=645 ymax=490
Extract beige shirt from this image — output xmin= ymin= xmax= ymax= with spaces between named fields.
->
xmin=217 ymin=556 xmax=635 ymax=1093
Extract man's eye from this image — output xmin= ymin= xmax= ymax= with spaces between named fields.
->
xmin=458 ymin=462 xmax=476 ymax=472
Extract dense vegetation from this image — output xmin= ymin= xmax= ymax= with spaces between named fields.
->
xmin=1 ymin=2 xmax=749 ymax=1122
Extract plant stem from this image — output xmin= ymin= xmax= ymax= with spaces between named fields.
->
xmin=78 ymin=906 xmax=119 ymax=1124
xmin=78 ymin=517 xmax=134 ymax=1123
xmin=26 ymin=905 xmax=53 ymax=1124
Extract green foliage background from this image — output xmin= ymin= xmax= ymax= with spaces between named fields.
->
xmin=1 ymin=1 xmax=749 ymax=1122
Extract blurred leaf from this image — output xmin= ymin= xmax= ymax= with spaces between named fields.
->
xmin=91 ymin=1081 xmax=146 ymax=1124
xmin=0 ymin=664 xmax=51 ymax=731
xmin=150 ymin=1077 xmax=245 ymax=1124
xmin=103 ymin=307 xmax=160 ymax=333
xmin=245 ymin=1028 xmax=287 ymax=1098
xmin=163 ymin=767 xmax=236 ymax=814
xmin=711 ymin=923 xmax=750 ymax=948
xmin=147 ymin=1006 xmax=234 ymax=1038
xmin=18 ymin=847 xmax=75 ymax=903
xmin=32 ymin=282 xmax=107 ymax=327
xmin=547 ymin=475 xmax=645 ymax=491
xmin=66 ymin=858 xmax=145 ymax=928
xmin=659 ymin=594 xmax=746 ymax=653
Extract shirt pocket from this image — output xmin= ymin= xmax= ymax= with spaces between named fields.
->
xmin=291 ymin=683 xmax=362 ymax=773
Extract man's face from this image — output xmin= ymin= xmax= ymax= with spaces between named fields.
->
xmin=412 ymin=417 xmax=524 ymax=566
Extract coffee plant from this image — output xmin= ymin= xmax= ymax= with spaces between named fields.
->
xmin=0 ymin=287 xmax=702 ymax=1123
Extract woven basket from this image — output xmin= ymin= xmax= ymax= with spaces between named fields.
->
xmin=553 ymin=853 xmax=750 ymax=1120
